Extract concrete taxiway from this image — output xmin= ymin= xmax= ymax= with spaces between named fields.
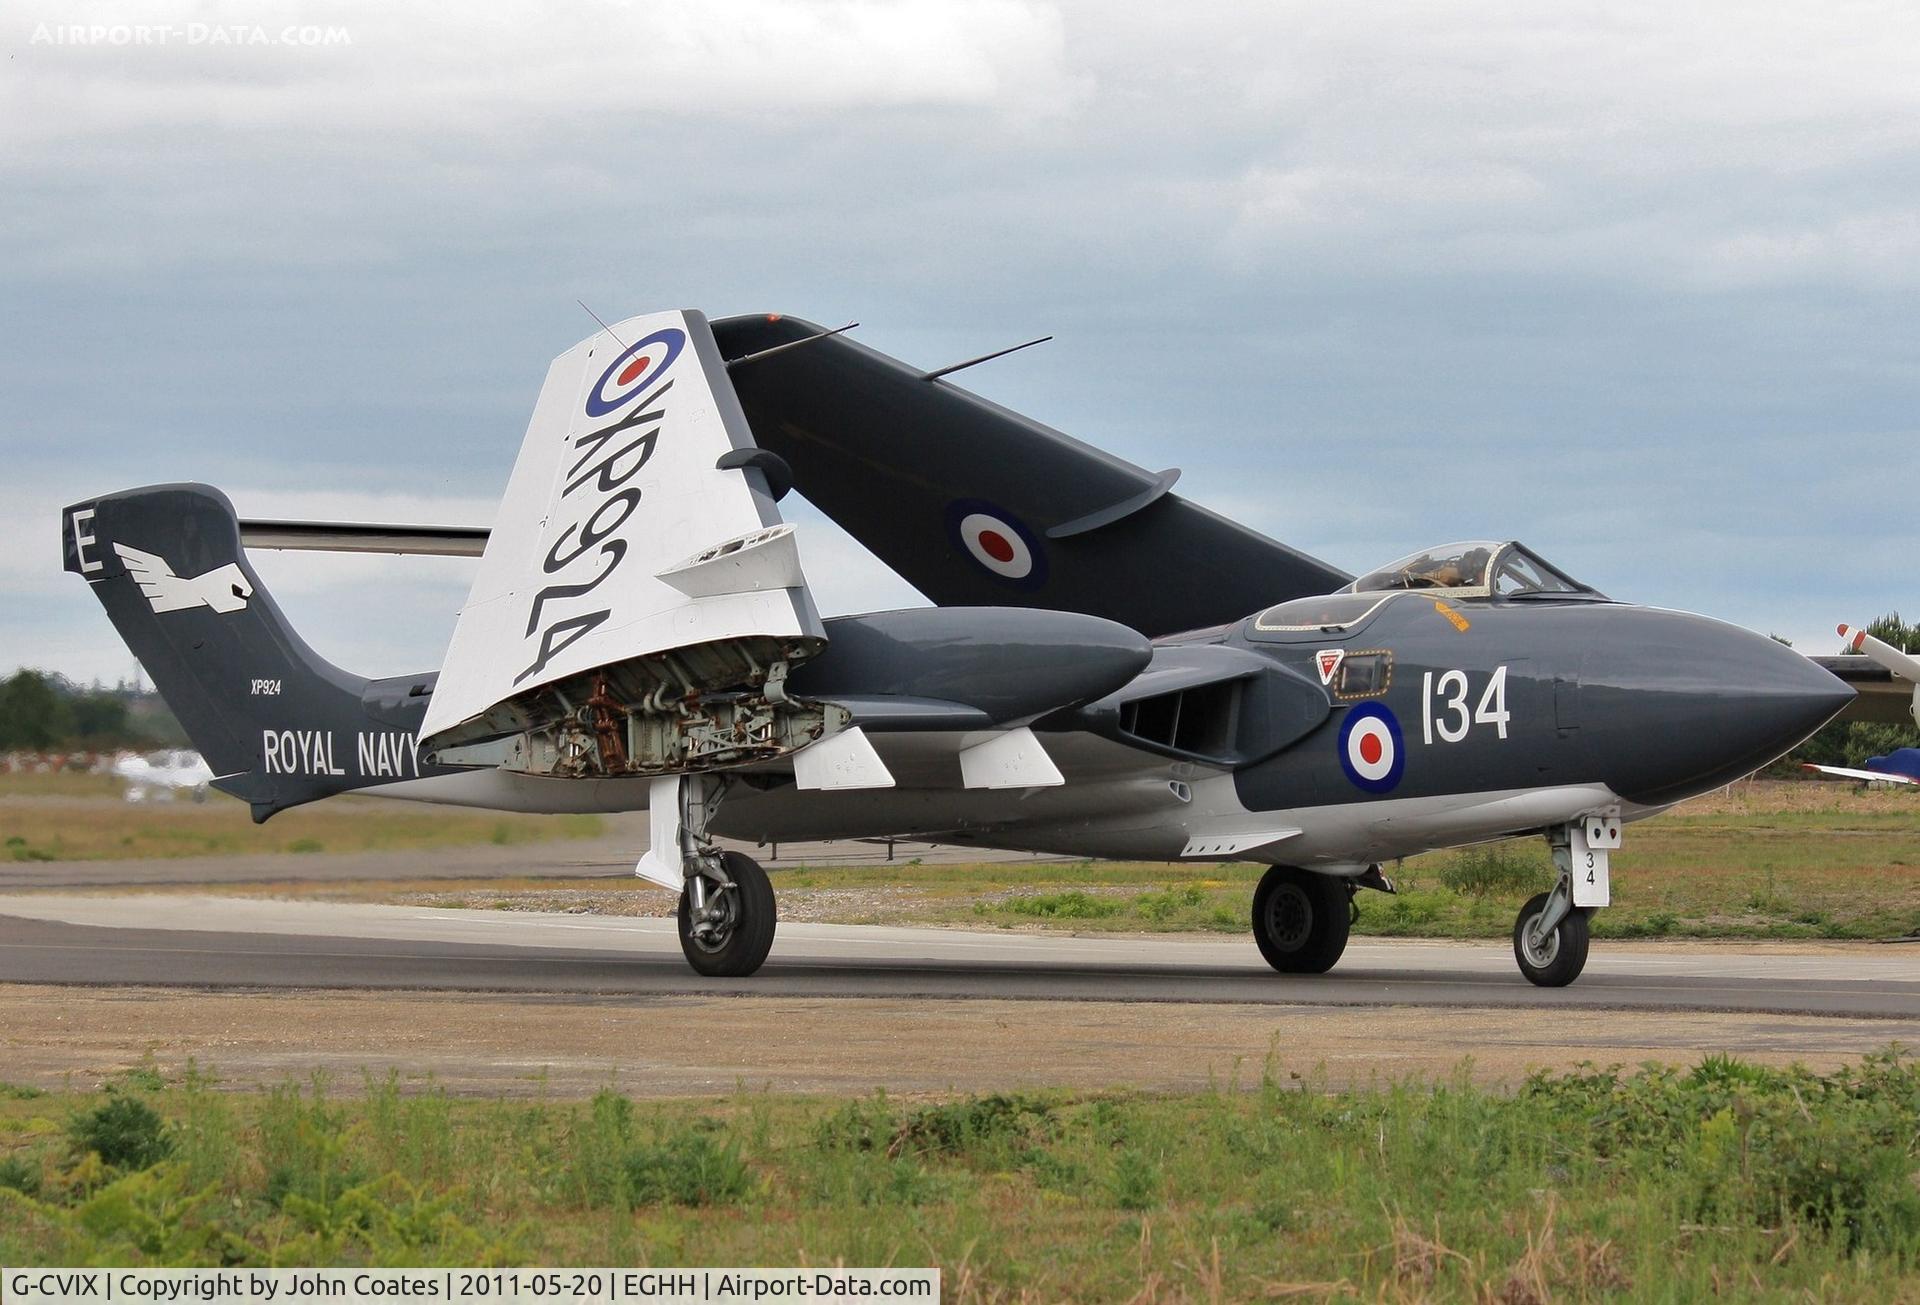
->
xmin=1 ymin=893 xmax=1915 ymax=1018
xmin=2 ymin=892 xmax=1915 ymax=1094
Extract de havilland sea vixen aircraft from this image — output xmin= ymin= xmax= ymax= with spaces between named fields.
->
xmin=61 ymin=310 xmax=1856 ymax=988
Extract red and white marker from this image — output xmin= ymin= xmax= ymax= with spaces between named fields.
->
xmin=1315 ymin=649 xmax=1345 ymax=685
xmin=1839 ymin=623 xmax=1920 ymax=681
xmin=957 ymin=512 xmax=1035 ymax=580
xmin=1345 ymin=714 xmax=1397 ymax=784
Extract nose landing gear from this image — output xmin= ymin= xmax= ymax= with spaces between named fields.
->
xmin=1512 ymin=815 xmax=1618 ymax=987
xmin=1512 ymin=883 xmax=1589 ymax=987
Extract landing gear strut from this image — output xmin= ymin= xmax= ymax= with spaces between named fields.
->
xmin=1252 ymin=866 xmax=1350 ymax=974
xmin=640 ymin=774 xmax=777 ymax=977
xmin=1511 ymin=816 xmax=1617 ymax=987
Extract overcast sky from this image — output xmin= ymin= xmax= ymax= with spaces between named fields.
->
xmin=5 ymin=0 xmax=1916 ymax=685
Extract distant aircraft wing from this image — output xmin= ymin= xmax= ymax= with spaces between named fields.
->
xmin=709 ymin=315 xmax=1352 ymax=638
xmin=1810 ymin=656 xmax=1913 ymax=722
xmin=1801 ymin=762 xmax=1918 ymax=785
xmin=1813 ymin=622 xmax=1920 ymax=725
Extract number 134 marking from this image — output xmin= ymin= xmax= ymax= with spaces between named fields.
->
xmin=1421 ymin=665 xmax=1510 ymax=745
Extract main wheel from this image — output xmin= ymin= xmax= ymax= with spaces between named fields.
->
xmin=677 ymin=851 xmax=777 ymax=977
xmin=1252 ymin=866 xmax=1351 ymax=974
xmin=1512 ymin=891 xmax=1590 ymax=987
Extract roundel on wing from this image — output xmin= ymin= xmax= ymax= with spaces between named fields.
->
xmin=945 ymin=499 xmax=1048 ymax=589
xmin=585 ymin=328 xmax=686 ymax=418
xmin=1337 ymin=702 xmax=1405 ymax=793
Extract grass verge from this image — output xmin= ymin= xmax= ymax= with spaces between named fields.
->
xmin=0 ymin=1053 xmax=1916 ymax=1299
xmin=0 ymin=771 xmax=606 ymax=861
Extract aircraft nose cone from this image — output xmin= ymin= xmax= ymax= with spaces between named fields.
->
xmin=1580 ymin=611 xmax=1853 ymax=806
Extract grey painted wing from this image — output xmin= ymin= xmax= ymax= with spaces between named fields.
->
xmin=711 ymin=314 xmax=1350 ymax=638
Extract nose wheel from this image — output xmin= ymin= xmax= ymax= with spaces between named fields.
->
xmin=1512 ymin=886 xmax=1589 ymax=987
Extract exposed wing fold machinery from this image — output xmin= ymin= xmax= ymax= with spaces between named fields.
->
xmin=415 ymin=310 xmax=842 ymax=784
xmin=407 ymin=310 xmax=1150 ymax=807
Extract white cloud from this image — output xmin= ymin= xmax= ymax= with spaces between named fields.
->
xmin=5 ymin=0 xmax=1086 ymax=151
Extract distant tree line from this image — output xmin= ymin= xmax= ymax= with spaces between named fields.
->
xmin=1782 ymin=613 xmax=1920 ymax=773
xmin=0 ymin=669 xmax=187 ymax=752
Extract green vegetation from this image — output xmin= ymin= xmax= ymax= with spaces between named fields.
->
xmin=1 ymin=1055 xmax=1917 ymax=1299
xmin=0 ymin=772 xmax=606 ymax=861
xmin=0 ymin=669 xmax=185 ymax=752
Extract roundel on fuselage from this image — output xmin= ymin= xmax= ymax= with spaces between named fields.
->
xmin=1338 ymin=702 xmax=1405 ymax=793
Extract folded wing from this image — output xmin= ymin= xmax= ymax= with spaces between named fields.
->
xmin=711 ymin=315 xmax=1350 ymax=638
xmin=420 ymin=309 xmax=827 ymax=753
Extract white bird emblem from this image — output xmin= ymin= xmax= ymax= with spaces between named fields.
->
xmin=113 ymin=543 xmax=253 ymax=614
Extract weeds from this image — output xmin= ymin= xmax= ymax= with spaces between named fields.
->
xmin=996 ymin=890 xmax=1122 ymax=920
xmin=1 ymin=1056 xmax=1917 ymax=1297
xmin=622 ymin=1129 xmax=751 ymax=1206
xmin=892 ymin=1094 xmax=1054 ymax=1160
xmin=68 ymin=1093 xmax=173 ymax=1170
xmin=0 ymin=1153 xmax=42 ymax=1195
xmin=1108 ymin=1148 xmax=1161 ymax=1210
xmin=1435 ymin=843 xmax=1554 ymax=896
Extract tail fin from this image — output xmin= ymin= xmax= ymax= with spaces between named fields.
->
xmin=62 ymin=484 xmax=449 ymax=820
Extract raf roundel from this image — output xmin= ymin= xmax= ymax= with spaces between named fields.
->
xmin=946 ymin=499 xmax=1048 ymax=589
xmin=1337 ymin=702 xmax=1405 ymax=794
xmin=584 ymin=328 xmax=686 ymax=418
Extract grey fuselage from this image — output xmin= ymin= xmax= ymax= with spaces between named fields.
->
xmin=379 ymin=588 xmax=1850 ymax=869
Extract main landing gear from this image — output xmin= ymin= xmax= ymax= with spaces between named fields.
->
xmin=1252 ymin=866 xmax=1351 ymax=974
xmin=678 ymin=849 xmax=777 ymax=977
xmin=640 ymin=775 xmax=777 ymax=978
xmin=1511 ymin=814 xmax=1620 ymax=988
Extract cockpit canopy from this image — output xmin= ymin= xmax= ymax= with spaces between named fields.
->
xmin=1341 ymin=541 xmax=1601 ymax=600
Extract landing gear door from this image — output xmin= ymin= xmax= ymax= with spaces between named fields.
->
xmin=1571 ymin=815 xmax=1618 ymax=907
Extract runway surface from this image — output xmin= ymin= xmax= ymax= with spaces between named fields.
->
xmin=1 ymin=893 xmax=1915 ymax=1017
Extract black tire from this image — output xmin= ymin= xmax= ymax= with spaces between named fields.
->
xmin=677 ymin=851 xmax=777 ymax=977
xmin=1251 ymin=866 xmax=1351 ymax=974
xmin=1512 ymin=891 xmax=1590 ymax=988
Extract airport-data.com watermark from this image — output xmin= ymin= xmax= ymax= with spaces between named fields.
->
xmin=29 ymin=22 xmax=352 ymax=48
